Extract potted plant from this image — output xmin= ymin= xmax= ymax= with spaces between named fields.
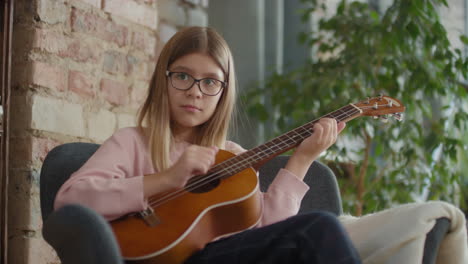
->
xmin=244 ymin=0 xmax=468 ymax=215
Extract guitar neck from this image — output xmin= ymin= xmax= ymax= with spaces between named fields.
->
xmin=212 ymin=103 xmax=363 ymax=175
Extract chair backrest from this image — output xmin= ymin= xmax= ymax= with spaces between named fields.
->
xmin=40 ymin=143 xmax=343 ymax=221
xmin=40 ymin=142 xmax=100 ymax=221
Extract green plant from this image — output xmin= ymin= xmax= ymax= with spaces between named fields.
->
xmin=244 ymin=0 xmax=468 ymax=215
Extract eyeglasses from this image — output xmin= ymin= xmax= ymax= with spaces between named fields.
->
xmin=166 ymin=71 xmax=226 ymax=96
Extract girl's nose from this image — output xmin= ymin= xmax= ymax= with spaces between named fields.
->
xmin=186 ymin=81 xmax=203 ymax=98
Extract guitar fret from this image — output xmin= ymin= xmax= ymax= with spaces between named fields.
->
xmin=262 ymin=142 xmax=279 ymax=156
xmin=264 ymin=141 xmax=277 ymax=153
xmin=292 ymin=130 xmax=305 ymax=141
xmin=340 ymin=106 xmax=359 ymax=121
xmin=278 ymin=135 xmax=293 ymax=147
xmin=296 ymin=125 xmax=311 ymax=138
xmin=224 ymin=160 xmax=237 ymax=175
xmin=342 ymin=106 xmax=354 ymax=118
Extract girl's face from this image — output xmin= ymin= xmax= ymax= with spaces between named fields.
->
xmin=167 ymin=52 xmax=225 ymax=136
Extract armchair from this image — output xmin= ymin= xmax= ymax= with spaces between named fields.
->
xmin=39 ymin=142 xmax=450 ymax=264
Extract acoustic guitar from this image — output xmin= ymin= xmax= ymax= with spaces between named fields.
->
xmin=110 ymin=95 xmax=405 ymax=264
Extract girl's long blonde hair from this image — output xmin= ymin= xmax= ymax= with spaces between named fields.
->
xmin=137 ymin=26 xmax=237 ymax=171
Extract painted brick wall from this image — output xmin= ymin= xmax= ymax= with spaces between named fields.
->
xmin=8 ymin=0 xmax=208 ymax=263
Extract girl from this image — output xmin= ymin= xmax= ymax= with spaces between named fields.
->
xmin=54 ymin=26 xmax=359 ymax=264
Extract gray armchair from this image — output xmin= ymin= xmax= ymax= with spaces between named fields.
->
xmin=40 ymin=142 xmax=450 ymax=264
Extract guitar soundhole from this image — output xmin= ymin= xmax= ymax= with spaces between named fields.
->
xmin=185 ymin=175 xmax=220 ymax=193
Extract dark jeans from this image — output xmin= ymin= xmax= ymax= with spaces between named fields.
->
xmin=185 ymin=211 xmax=361 ymax=264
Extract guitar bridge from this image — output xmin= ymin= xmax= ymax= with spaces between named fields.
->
xmin=139 ymin=207 xmax=160 ymax=227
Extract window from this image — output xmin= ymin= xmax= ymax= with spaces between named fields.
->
xmin=208 ymin=0 xmax=310 ymax=147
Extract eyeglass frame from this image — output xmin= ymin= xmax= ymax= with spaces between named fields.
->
xmin=165 ymin=70 xmax=227 ymax=96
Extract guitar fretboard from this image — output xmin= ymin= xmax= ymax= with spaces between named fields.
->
xmin=210 ymin=104 xmax=362 ymax=177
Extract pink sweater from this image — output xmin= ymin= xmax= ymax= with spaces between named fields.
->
xmin=54 ymin=127 xmax=309 ymax=227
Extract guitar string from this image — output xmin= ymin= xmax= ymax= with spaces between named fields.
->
xmin=148 ymin=103 xmax=396 ymax=207
xmin=149 ymin=104 xmax=398 ymax=206
xmin=146 ymin=105 xmax=353 ymax=204
xmin=147 ymin=105 xmax=364 ymax=207
xmin=147 ymin=105 xmax=363 ymax=207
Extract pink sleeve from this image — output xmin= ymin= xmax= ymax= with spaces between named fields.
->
xmin=225 ymin=141 xmax=310 ymax=227
xmin=257 ymin=168 xmax=309 ymax=227
xmin=54 ymin=128 xmax=147 ymax=221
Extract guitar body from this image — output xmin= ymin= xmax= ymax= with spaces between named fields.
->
xmin=110 ymin=149 xmax=263 ymax=264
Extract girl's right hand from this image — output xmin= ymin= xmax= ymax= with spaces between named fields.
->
xmin=143 ymin=145 xmax=219 ymax=198
xmin=165 ymin=145 xmax=219 ymax=189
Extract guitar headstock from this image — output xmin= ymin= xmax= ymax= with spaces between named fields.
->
xmin=353 ymin=95 xmax=405 ymax=122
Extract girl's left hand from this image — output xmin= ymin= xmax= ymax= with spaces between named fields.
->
xmin=292 ymin=118 xmax=346 ymax=165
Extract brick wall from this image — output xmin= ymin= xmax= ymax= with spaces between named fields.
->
xmin=8 ymin=0 xmax=208 ymax=263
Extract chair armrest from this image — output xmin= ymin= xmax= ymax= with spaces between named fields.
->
xmin=299 ymin=160 xmax=343 ymax=215
xmin=43 ymin=204 xmax=123 ymax=264
xmin=40 ymin=142 xmax=100 ymax=221
xmin=259 ymin=157 xmax=342 ymax=215
xmin=423 ymin=217 xmax=451 ymax=264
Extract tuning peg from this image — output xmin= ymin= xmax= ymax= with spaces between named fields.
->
xmin=392 ymin=113 xmax=404 ymax=121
